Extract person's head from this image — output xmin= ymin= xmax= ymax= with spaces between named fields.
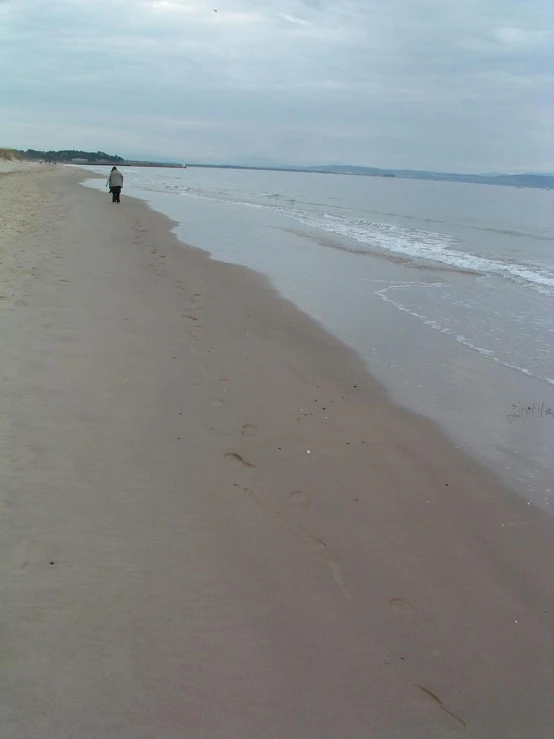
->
xmin=111 ymin=166 xmax=117 ymax=171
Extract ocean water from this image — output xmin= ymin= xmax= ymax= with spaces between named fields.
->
xmin=83 ymin=166 xmax=554 ymax=507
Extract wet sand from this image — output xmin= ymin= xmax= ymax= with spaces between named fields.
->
xmin=1 ymin=166 xmax=552 ymax=738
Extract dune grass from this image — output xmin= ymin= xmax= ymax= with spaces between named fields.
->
xmin=0 ymin=149 xmax=22 ymax=161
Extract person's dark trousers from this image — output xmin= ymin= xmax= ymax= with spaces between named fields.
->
xmin=111 ymin=186 xmax=122 ymax=203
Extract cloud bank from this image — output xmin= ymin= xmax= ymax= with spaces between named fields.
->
xmin=1 ymin=0 xmax=552 ymax=171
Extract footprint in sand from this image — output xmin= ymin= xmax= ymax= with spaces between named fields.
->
xmin=301 ymin=534 xmax=352 ymax=599
xmin=289 ymin=491 xmax=310 ymax=508
xmin=328 ymin=561 xmax=353 ymax=600
xmin=241 ymin=424 xmax=258 ymax=437
xmin=301 ymin=533 xmax=327 ymax=551
xmin=225 ymin=453 xmax=255 ymax=468
xmin=409 ymin=684 xmax=466 ymax=730
xmin=219 ymin=378 xmax=231 ymax=386
xmin=233 ymin=484 xmax=261 ymax=505
xmin=211 ymin=398 xmax=227 ymax=407
xmin=389 ymin=597 xmax=416 ymax=615
xmin=10 ymin=539 xmax=47 ymax=570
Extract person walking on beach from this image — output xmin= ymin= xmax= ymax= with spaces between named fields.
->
xmin=107 ymin=166 xmax=124 ymax=203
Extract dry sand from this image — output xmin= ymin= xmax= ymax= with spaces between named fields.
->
xmin=0 ymin=159 xmax=40 ymax=174
xmin=0 ymin=166 xmax=552 ymax=738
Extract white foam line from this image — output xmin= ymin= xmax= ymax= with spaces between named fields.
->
xmin=96 ymin=171 xmax=554 ymax=298
xmin=173 ymin=189 xmax=554 ymax=297
xmin=376 ymin=283 xmax=551 ymax=386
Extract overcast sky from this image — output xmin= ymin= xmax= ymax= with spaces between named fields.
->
xmin=1 ymin=0 xmax=552 ymax=171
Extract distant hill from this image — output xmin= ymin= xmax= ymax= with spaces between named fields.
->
xmin=13 ymin=149 xmax=552 ymax=186
xmin=302 ymin=165 xmax=554 ymax=189
xmin=18 ymin=149 xmax=124 ymax=164
xmin=17 ymin=149 xmax=184 ymax=168
xmin=188 ymin=162 xmax=554 ymax=189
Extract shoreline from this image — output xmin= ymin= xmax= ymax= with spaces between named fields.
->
xmin=1 ymin=166 xmax=552 ymax=737
xmin=82 ymin=166 xmax=554 ymax=505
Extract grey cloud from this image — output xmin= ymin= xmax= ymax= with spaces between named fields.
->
xmin=0 ymin=0 xmax=552 ymax=170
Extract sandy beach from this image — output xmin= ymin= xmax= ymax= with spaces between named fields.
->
xmin=1 ymin=166 xmax=552 ymax=738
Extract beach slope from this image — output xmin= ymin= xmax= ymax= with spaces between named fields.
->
xmin=0 ymin=167 xmax=552 ymax=738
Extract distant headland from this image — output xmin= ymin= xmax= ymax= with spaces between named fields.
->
xmin=16 ymin=149 xmax=185 ymax=168
xmin=10 ymin=149 xmax=554 ymax=188
xmin=186 ymin=163 xmax=553 ymax=190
